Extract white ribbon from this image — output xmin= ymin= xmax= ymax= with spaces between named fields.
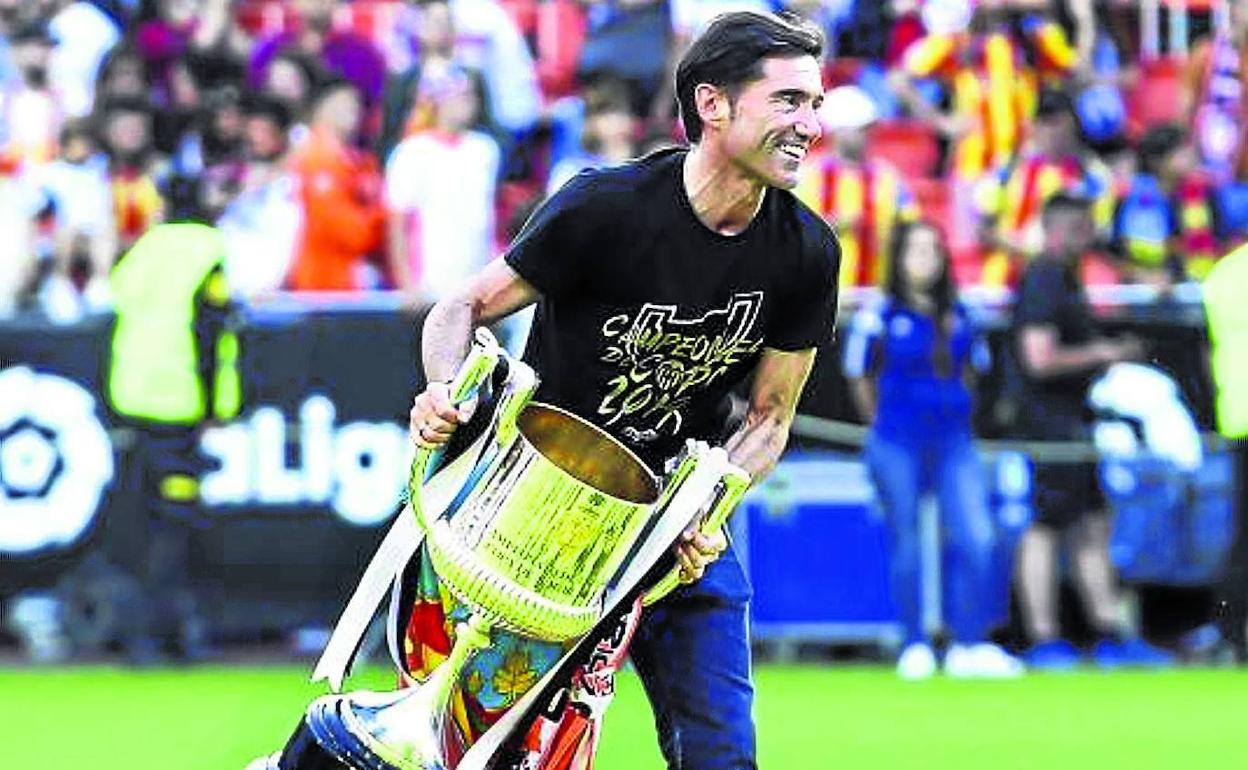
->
xmin=311 ymin=429 xmax=492 ymax=692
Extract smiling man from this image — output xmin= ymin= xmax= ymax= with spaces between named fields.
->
xmin=255 ymin=11 xmax=840 ymax=770
xmin=407 ymin=12 xmax=840 ymax=769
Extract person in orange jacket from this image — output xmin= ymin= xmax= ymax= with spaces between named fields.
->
xmin=286 ymin=78 xmax=386 ymax=291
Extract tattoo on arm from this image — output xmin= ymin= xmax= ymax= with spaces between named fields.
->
xmin=420 ymin=258 xmax=540 ymax=383
xmin=724 ymin=348 xmax=817 ymax=482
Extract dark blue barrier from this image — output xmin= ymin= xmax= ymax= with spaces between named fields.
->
xmin=0 ymin=298 xmax=1224 ymax=646
xmin=0 ymin=307 xmax=427 ymax=638
xmin=734 ymin=450 xmax=1035 ymax=649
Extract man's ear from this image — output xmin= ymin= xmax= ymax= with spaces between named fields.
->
xmin=694 ymin=83 xmax=730 ymax=133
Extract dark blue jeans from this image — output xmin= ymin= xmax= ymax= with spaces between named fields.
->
xmin=628 ymin=542 xmax=756 ymax=770
xmin=865 ymin=431 xmax=997 ymax=646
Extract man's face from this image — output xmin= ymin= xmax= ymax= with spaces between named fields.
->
xmin=417 ymin=3 xmax=454 ymax=55
xmin=1034 ymin=111 xmax=1076 ymax=157
xmin=105 ymin=111 xmax=152 ymax=158
xmin=714 ymin=55 xmax=824 ymax=190
xmin=245 ymin=115 xmax=286 ymax=161
xmin=1044 ymin=206 xmax=1094 ymax=260
xmin=323 ymin=87 xmax=362 ymax=138
xmin=266 ymin=59 xmax=311 ymax=107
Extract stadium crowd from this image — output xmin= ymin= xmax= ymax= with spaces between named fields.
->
xmin=0 ymin=0 xmax=1246 ymax=319
xmin=0 ymin=1 xmax=1244 ymax=673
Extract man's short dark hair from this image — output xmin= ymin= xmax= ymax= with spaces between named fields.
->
xmin=1138 ymin=123 xmax=1185 ymax=175
xmin=242 ymin=93 xmax=293 ymax=132
xmin=99 ymin=95 xmax=154 ymax=120
xmin=1035 ymin=87 xmax=1075 ymax=121
xmin=675 ymin=11 xmax=823 ymax=143
xmin=309 ymin=75 xmax=360 ymax=107
xmin=1042 ymin=190 xmax=1093 ymax=225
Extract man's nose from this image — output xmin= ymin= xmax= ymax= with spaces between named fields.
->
xmin=795 ymin=107 xmax=821 ymax=142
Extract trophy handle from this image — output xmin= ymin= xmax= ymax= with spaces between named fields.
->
xmin=408 ymin=327 xmax=504 ymax=530
xmin=640 ymin=463 xmax=751 ymax=607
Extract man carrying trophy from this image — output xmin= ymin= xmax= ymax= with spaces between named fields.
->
xmin=254 ymin=11 xmax=839 ymax=770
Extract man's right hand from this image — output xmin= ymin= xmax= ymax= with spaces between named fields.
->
xmin=409 ymin=381 xmax=476 ymax=449
xmin=1096 ymin=335 xmax=1146 ymax=365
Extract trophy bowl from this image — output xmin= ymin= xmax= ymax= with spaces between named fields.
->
xmin=299 ymin=335 xmax=664 ymax=770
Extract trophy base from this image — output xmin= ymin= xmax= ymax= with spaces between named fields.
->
xmin=271 ymin=715 xmax=353 ymax=770
xmin=286 ymin=691 xmax=438 ymax=770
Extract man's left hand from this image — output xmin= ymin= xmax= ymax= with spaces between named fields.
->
xmin=675 ymin=525 xmax=728 ymax=584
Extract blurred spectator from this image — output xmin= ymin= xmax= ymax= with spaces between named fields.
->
xmin=377 ymin=0 xmax=456 ymax=162
xmin=546 ymin=76 xmax=637 ymax=195
xmin=172 ymin=85 xmax=246 ymax=178
xmin=0 ymin=4 xmax=22 ymax=90
xmin=217 ymin=95 xmax=298 ymax=298
xmin=99 ymin=96 xmax=165 ymax=252
xmin=0 ymin=174 xmax=37 ymax=317
xmin=799 ymin=84 xmax=917 ymax=288
xmin=152 ymin=55 xmax=204 ymax=155
xmin=779 ymin=0 xmax=857 ymax=57
xmin=577 ymin=0 xmax=673 ymax=119
xmin=1205 ymin=242 xmax=1248 ymax=663
xmin=1183 ymin=0 xmax=1248 ymax=183
xmin=258 ymin=50 xmax=321 ymax=143
xmin=385 ymin=66 xmax=499 ymax=302
xmin=32 ymin=118 xmax=117 ymax=321
xmin=106 ymin=170 xmax=242 ymax=665
xmin=845 ymin=220 xmax=1022 ymax=680
xmin=1070 ymin=15 xmax=1130 ymax=153
xmin=447 ymin=0 xmax=540 ymax=136
xmin=888 ymin=0 xmax=1078 ymax=182
xmin=1 ymin=21 xmax=62 ymax=169
xmin=134 ymin=0 xmax=234 ymax=108
xmin=885 ymin=0 xmax=925 ymax=67
xmin=381 ymin=0 xmax=539 ymax=137
xmin=248 ymin=0 xmax=387 ymax=138
xmin=47 ymin=0 xmax=123 ymax=118
xmin=976 ymin=88 xmax=1114 ymax=286
xmin=95 ymin=43 xmax=149 ymax=104
xmin=286 ymin=78 xmax=385 ymax=291
xmin=1010 ymin=192 xmax=1171 ymax=669
xmin=1113 ymin=123 xmax=1219 ymax=284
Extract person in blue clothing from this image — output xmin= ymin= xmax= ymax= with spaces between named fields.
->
xmin=843 ymin=220 xmax=1024 ymax=680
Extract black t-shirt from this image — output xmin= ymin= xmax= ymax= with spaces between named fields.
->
xmin=1010 ymin=256 xmax=1098 ymax=430
xmin=504 ymin=149 xmax=840 ymax=471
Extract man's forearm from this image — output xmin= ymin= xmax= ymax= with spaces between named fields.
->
xmin=421 ymin=296 xmax=477 ymax=383
xmin=724 ymin=411 xmax=791 ymax=483
xmin=1025 ymin=343 xmax=1108 ymax=380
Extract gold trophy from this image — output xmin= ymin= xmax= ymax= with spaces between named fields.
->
xmin=295 ymin=329 xmax=749 ymax=770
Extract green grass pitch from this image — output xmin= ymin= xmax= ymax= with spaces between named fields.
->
xmin=4 ymin=664 xmax=1247 ymax=769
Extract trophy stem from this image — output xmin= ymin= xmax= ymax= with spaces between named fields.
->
xmin=346 ymin=614 xmax=494 ymax=770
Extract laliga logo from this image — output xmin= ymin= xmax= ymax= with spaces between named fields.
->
xmin=200 ymin=396 xmax=410 ymax=526
xmin=0 ymin=367 xmax=115 ymax=554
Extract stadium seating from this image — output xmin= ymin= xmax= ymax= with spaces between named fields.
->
xmin=1126 ymin=56 xmax=1186 ymax=138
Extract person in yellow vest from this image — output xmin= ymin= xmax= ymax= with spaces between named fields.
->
xmin=1206 ymin=243 xmax=1248 ymax=663
xmin=106 ymin=172 xmax=242 ymax=664
xmin=796 ymin=85 xmax=917 ymax=289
